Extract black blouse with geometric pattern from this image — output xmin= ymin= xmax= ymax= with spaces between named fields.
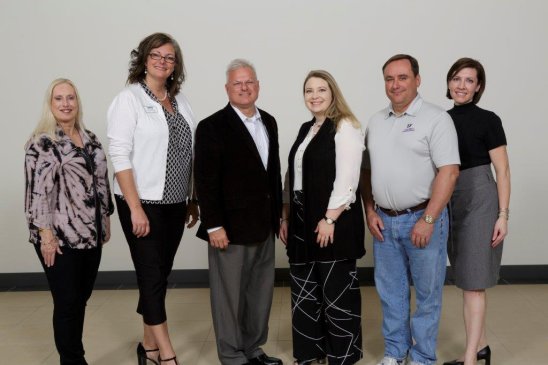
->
xmin=139 ymin=82 xmax=193 ymax=204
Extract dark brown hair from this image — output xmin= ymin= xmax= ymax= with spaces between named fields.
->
xmin=382 ymin=54 xmax=419 ymax=77
xmin=127 ymin=32 xmax=185 ymax=96
xmin=446 ymin=57 xmax=486 ymax=104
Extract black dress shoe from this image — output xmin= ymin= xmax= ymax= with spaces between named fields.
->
xmin=249 ymin=353 xmax=283 ymax=365
xmin=443 ymin=345 xmax=491 ymax=365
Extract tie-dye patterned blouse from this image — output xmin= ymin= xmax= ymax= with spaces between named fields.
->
xmin=24 ymin=128 xmax=114 ymax=249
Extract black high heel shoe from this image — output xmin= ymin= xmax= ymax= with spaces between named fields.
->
xmin=477 ymin=346 xmax=491 ymax=365
xmin=443 ymin=345 xmax=491 ymax=365
xmin=137 ymin=342 xmax=159 ymax=365
xmin=158 ymin=355 xmax=179 ymax=364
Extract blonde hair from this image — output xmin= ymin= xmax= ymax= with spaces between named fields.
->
xmin=303 ymin=70 xmax=360 ymax=130
xmin=31 ymin=78 xmax=86 ymax=142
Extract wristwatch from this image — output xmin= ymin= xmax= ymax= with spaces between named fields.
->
xmin=324 ymin=216 xmax=336 ymax=225
xmin=423 ymin=214 xmax=434 ymax=224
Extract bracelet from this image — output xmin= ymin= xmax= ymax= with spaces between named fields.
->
xmin=41 ymin=237 xmax=57 ymax=246
xmin=280 ymin=218 xmax=289 ymax=222
xmin=498 ymin=212 xmax=509 ymax=220
xmin=497 ymin=208 xmax=509 ymax=220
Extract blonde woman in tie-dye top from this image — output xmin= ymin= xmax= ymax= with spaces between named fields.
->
xmin=24 ymin=78 xmax=113 ymax=364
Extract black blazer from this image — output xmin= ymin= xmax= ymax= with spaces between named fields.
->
xmin=194 ymin=103 xmax=282 ymax=244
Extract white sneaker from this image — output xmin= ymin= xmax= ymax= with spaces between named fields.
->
xmin=376 ymin=357 xmax=405 ymax=365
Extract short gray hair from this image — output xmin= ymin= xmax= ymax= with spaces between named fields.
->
xmin=226 ymin=58 xmax=257 ymax=81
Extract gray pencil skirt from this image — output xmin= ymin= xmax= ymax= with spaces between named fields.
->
xmin=448 ymin=164 xmax=503 ymax=290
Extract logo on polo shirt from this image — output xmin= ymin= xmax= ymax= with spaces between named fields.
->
xmin=402 ymin=123 xmax=415 ymax=132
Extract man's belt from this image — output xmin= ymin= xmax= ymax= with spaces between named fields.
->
xmin=378 ymin=200 xmax=429 ymax=217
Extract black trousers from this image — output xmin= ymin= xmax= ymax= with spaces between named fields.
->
xmin=116 ymin=196 xmax=186 ymax=325
xmin=35 ymin=244 xmax=101 ymax=365
xmin=290 ymin=260 xmax=363 ymax=365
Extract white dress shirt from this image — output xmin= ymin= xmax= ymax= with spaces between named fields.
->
xmin=232 ymin=105 xmax=269 ymax=169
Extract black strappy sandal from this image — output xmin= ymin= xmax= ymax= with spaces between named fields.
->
xmin=158 ymin=355 xmax=179 ymax=364
xmin=137 ymin=342 xmax=159 ymax=365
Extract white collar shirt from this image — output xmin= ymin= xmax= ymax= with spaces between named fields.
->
xmin=231 ymin=104 xmax=270 ymax=169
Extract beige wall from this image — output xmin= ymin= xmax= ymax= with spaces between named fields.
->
xmin=1 ymin=0 xmax=546 ymax=272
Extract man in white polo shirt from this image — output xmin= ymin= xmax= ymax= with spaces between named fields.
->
xmin=360 ymin=54 xmax=460 ymax=365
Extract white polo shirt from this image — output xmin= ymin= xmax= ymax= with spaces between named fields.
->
xmin=365 ymin=94 xmax=460 ymax=211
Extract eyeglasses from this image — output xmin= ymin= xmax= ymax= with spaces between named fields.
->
xmin=149 ymin=52 xmax=176 ymax=64
xmin=231 ymin=80 xmax=257 ymax=89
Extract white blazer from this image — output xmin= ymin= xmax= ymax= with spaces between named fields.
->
xmin=107 ymin=83 xmax=195 ymax=200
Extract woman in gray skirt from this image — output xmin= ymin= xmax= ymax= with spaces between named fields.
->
xmin=443 ymin=58 xmax=511 ymax=365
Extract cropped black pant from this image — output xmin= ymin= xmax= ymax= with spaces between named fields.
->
xmin=116 ymin=196 xmax=187 ymax=325
xmin=35 ymin=243 xmax=101 ymax=365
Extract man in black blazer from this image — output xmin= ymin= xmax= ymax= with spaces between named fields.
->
xmin=194 ymin=59 xmax=283 ymax=365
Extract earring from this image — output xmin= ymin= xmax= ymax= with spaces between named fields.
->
xmin=144 ymin=69 xmax=147 ymax=75
xmin=171 ymin=74 xmax=174 ymax=81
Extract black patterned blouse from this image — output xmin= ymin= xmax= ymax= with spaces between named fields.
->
xmin=139 ymin=82 xmax=193 ymax=204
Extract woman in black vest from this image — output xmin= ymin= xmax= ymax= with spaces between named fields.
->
xmin=280 ymin=70 xmax=365 ymax=365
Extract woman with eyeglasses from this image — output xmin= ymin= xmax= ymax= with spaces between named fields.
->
xmin=107 ymin=32 xmax=198 ymax=365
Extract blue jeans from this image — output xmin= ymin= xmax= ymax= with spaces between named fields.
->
xmin=374 ymin=207 xmax=448 ymax=365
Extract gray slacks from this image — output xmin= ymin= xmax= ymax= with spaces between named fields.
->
xmin=208 ymin=232 xmax=275 ymax=365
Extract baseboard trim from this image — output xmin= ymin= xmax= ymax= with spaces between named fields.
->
xmin=1 ymin=265 xmax=547 ymax=291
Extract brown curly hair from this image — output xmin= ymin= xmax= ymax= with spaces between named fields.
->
xmin=127 ymin=32 xmax=186 ymax=96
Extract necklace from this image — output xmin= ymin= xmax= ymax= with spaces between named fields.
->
xmin=144 ymin=81 xmax=168 ymax=102
xmin=311 ymin=120 xmax=324 ymax=136
xmin=158 ymin=90 xmax=168 ymax=102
